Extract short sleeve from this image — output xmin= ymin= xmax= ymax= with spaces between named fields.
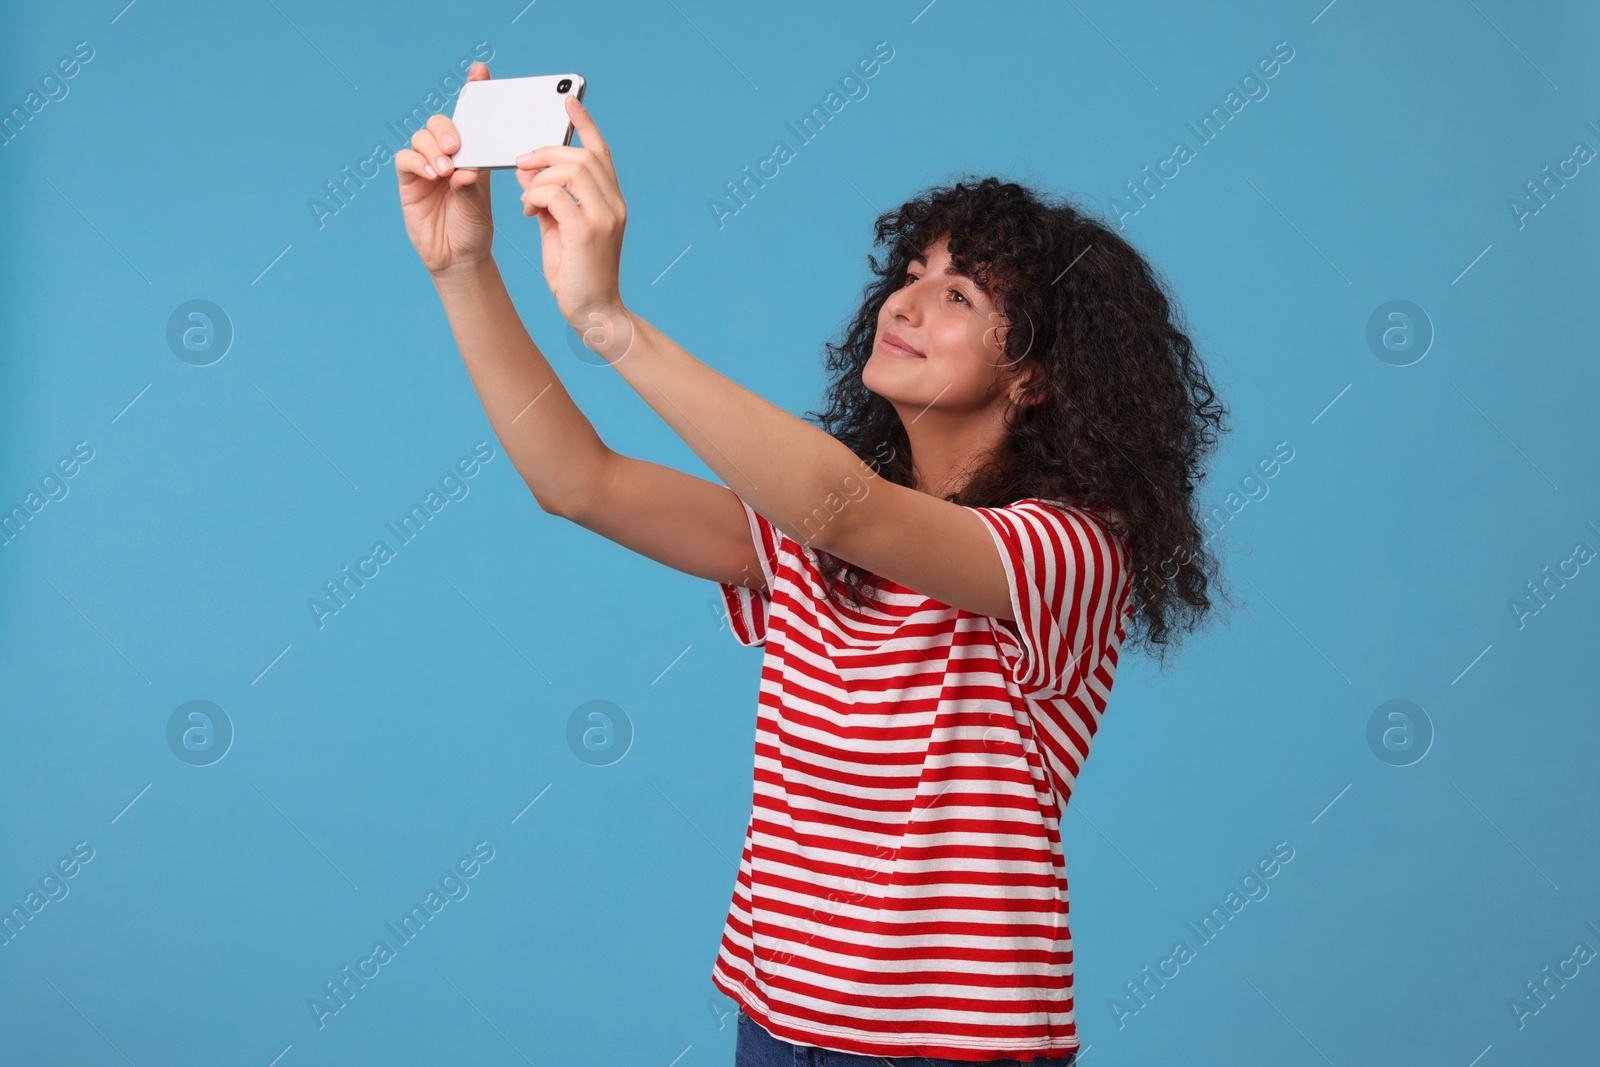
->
xmin=714 ymin=487 xmax=782 ymax=647
xmin=969 ymin=499 xmax=1132 ymax=699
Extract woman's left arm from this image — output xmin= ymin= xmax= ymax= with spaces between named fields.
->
xmin=598 ymin=310 xmax=883 ymax=550
xmin=515 ymin=95 xmax=877 ymax=551
xmin=518 ymin=94 xmax=1015 ymax=617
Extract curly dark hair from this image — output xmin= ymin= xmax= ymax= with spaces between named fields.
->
xmin=802 ymin=175 xmax=1232 ymax=667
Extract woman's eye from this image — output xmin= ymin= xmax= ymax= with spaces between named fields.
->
xmin=902 ymin=272 xmax=969 ymax=305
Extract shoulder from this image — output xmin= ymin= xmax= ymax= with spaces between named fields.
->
xmin=727 ymin=489 xmax=825 ymax=579
xmin=988 ymin=496 xmax=1127 ymax=544
xmin=980 ymin=497 xmax=1133 ymax=580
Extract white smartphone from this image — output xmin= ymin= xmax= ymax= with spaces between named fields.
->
xmin=448 ymin=73 xmax=587 ymax=170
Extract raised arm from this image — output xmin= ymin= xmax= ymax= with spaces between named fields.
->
xmin=428 ymin=258 xmax=602 ymax=516
xmin=396 ymin=62 xmax=763 ymax=592
xmin=432 ymin=260 xmax=766 ymax=589
xmin=516 ymin=93 xmax=1023 ymax=622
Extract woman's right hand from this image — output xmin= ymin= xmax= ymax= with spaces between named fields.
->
xmin=395 ymin=61 xmax=494 ymax=277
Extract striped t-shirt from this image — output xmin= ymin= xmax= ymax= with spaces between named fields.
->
xmin=710 ymin=486 xmax=1135 ymax=1061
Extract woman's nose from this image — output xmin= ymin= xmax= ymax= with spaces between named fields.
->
xmin=887 ymin=285 xmax=921 ymax=323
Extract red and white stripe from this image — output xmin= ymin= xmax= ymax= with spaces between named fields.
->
xmin=712 ymin=487 xmax=1134 ymax=1060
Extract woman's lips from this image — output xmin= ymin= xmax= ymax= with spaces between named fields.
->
xmin=880 ymin=332 xmax=924 ymax=358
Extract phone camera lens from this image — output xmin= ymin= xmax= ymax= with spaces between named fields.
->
xmin=556 ymin=78 xmax=572 ymax=94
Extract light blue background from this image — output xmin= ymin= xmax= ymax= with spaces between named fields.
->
xmin=2 ymin=1 xmax=1597 ymax=1064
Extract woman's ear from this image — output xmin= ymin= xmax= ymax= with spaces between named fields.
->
xmin=1007 ymin=361 xmax=1047 ymax=408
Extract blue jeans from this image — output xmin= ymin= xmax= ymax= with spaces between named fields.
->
xmin=734 ymin=1005 xmax=1079 ymax=1067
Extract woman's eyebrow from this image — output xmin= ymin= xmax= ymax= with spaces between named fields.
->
xmin=909 ymin=256 xmax=989 ymax=296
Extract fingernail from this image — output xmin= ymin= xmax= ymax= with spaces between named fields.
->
xmin=424 ymin=164 xmax=438 ymax=179
xmin=441 ymin=133 xmax=457 ymax=150
xmin=516 ymin=151 xmax=531 ymax=164
xmin=436 ymin=155 xmax=452 ymax=173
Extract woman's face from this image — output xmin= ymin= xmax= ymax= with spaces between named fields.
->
xmin=863 ymin=235 xmax=1030 ymax=414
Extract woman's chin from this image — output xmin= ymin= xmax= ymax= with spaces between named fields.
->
xmin=861 ymin=360 xmax=917 ymax=401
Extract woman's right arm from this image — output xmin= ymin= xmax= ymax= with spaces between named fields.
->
xmin=431 ymin=261 xmax=767 ymax=592
xmin=436 ymin=265 xmax=769 ymax=593
xmin=428 ymin=257 xmax=603 ymax=516
xmin=396 ymin=62 xmax=765 ymax=592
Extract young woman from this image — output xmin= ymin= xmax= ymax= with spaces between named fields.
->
xmin=397 ymin=63 xmax=1227 ymax=1067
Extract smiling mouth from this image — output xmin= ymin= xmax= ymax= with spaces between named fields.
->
xmin=880 ymin=334 xmax=924 ymax=358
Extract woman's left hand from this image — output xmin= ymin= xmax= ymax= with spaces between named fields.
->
xmin=515 ymin=94 xmax=627 ymax=330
